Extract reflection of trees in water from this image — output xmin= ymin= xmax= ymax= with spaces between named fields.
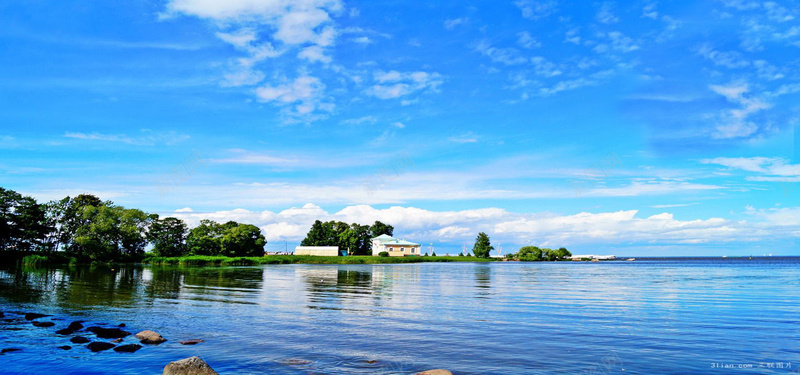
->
xmin=55 ymin=266 xmax=144 ymax=308
xmin=143 ymin=266 xmax=184 ymax=300
xmin=179 ymin=267 xmax=264 ymax=303
xmin=0 ymin=265 xmax=147 ymax=308
xmin=300 ymin=267 xmax=375 ymax=310
xmin=181 ymin=267 xmax=264 ymax=290
xmin=0 ymin=267 xmax=56 ymax=305
xmin=475 ymin=264 xmax=491 ymax=288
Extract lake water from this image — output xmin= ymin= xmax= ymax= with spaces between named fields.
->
xmin=1 ymin=258 xmax=799 ymax=374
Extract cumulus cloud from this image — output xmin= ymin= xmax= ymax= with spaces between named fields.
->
xmin=166 ymin=203 xmax=799 ymax=250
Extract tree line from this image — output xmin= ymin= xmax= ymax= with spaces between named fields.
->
xmin=0 ymin=187 xmax=266 ymax=262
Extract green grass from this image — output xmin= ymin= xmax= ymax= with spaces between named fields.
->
xmin=20 ymin=253 xmax=77 ymax=266
xmin=141 ymin=254 xmax=496 ymax=266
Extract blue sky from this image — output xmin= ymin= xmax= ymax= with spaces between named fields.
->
xmin=1 ymin=0 xmax=799 ymax=256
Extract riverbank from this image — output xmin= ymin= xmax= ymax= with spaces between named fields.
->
xmin=142 ymin=255 xmax=496 ymax=266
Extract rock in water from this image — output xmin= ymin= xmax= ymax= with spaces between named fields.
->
xmin=113 ymin=344 xmax=142 ymax=353
xmin=179 ymin=339 xmax=204 ymax=345
xmin=56 ymin=328 xmax=75 ymax=335
xmin=24 ymin=313 xmax=48 ymax=320
xmin=1 ymin=348 xmax=21 ymax=354
xmin=86 ymin=327 xmax=131 ymax=339
xmin=87 ymin=342 xmax=116 ymax=352
xmin=68 ymin=321 xmax=84 ymax=330
xmin=32 ymin=321 xmax=56 ymax=327
xmin=136 ymin=330 xmax=166 ymax=344
xmin=70 ymin=336 xmax=91 ymax=344
xmin=163 ymin=356 xmax=219 ymax=375
xmin=416 ymin=370 xmax=453 ymax=375
xmin=57 ymin=346 xmax=72 ymax=350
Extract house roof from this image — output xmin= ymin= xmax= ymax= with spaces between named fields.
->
xmin=372 ymin=234 xmax=420 ymax=246
xmin=385 ymin=239 xmax=421 ymax=246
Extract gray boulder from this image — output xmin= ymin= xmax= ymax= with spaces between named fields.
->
xmin=163 ymin=356 xmax=218 ymax=375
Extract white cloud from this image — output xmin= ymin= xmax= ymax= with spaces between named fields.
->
xmin=340 ymin=116 xmax=378 ymax=125
xmin=444 ymin=17 xmax=468 ymax=30
xmin=255 ymin=75 xmax=334 ymax=116
xmin=167 ymin=203 xmax=800 ymax=249
xmin=697 ymin=44 xmax=750 ymax=68
xmin=352 ymin=36 xmax=372 ymax=45
xmin=391 ymin=122 xmax=406 ymax=129
xmin=366 ymin=70 xmax=443 ymax=99
xmin=298 ymin=45 xmax=331 ymax=63
xmin=474 ymin=40 xmax=528 ymax=65
xmin=164 ymin=0 xmax=343 ymax=118
xmin=515 ymin=0 xmax=557 ymax=20
xmin=517 ymin=31 xmax=542 ymax=49
xmin=63 ymin=131 xmax=189 ymax=146
xmin=708 ymin=82 xmax=771 ymax=139
xmin=448 ymin=132 xmax=478 ymax=144
xmin=596 ymin=2 xmax=620 ymax=24
xmin=702 ymin=157 xmax=800 ymax=178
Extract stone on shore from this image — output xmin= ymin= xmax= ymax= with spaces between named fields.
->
xmin=416 ymin=370 xmax=453 ymax=375
xmin=136 ymin=330 xmax=166 ymax=344
xmin=87 ymin=342 xmax=116 ymax=352
xmin=24 ymin=313 xmax=48 ymax=320
xmin=32 ymin=321 xmax=56 ymax=328
xmin=163 ymin=356 xmax=219 ymax=375
xmin=114 ymin=344 xmax=142 ymax=353
xmin=86 ymin=326 xmax=131 ymax=339
xmin=70 ymin=336 xmax=91 ymax=344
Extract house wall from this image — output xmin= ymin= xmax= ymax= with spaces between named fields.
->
xmin=295 ymin=246 xmax=340 ymax=256
xmin=385 ymin=245 xmax=422 ymax=257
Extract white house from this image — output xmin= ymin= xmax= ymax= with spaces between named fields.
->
xmin=371 ymin=234 xmax=422 ymax=257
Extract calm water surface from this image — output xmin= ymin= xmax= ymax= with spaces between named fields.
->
xmin=1 ymin=258 xmax=799 ymax=374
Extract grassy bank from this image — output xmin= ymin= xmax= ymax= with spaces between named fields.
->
xmin=141 ymin=255 xmax=496 ymax=266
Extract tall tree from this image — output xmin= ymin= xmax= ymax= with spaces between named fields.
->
xmin=0 ymin=188 xmax=49 ymax=252
xmin=148 ymin=217 xmax=188 ymax=257
xmin=472 ymin=232 xmax=494 ymax=259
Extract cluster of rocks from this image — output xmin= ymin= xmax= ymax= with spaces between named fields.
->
xmin=1 ymin=310 xmax=202 ymax=356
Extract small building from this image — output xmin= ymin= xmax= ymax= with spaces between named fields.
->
xmin=294 ymin=246 xmax=341 ymax=256
xmin=371 ymin=234 xmax=422 ymax=257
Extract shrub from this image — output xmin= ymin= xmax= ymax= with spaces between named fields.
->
xmin=378 ymin=251 xmax=389 ymax=257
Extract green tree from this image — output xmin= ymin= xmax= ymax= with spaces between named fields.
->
xmin=553 ymin=247 xmax=572 ymax=261
xmin=472 ymin=232 xmax=494 ymax=258
xmin=187 ymin=219 xmax=223 ymax=255
xmin=0 ymin=188 xmax=49 ymax=252
xmin=148 ymin=217 xmax=188 ymax=257
xmin=368 ymin=221 xmax=394 ymax=237
xmin=220 ymin=223 xmax=266 ymax=257
xmin=517 ymin=246 xmax=543 ymax=261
